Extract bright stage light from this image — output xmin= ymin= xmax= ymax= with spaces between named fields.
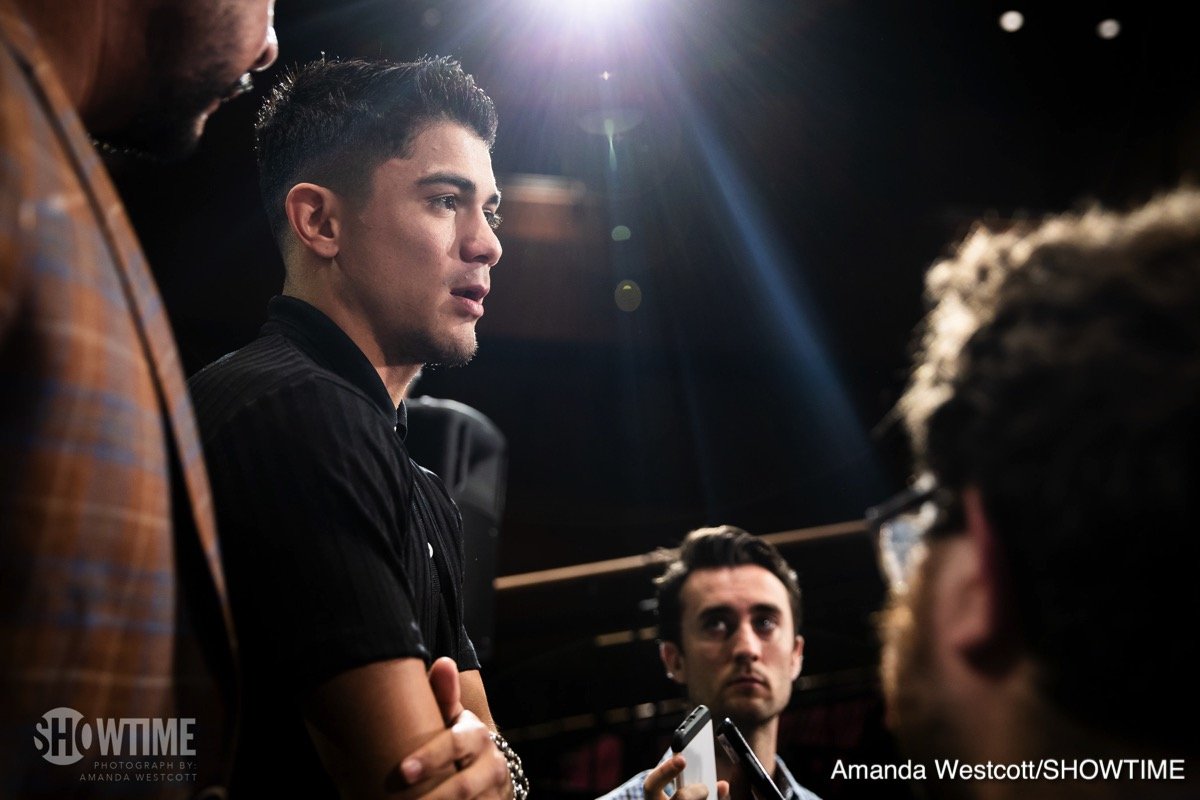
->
xmin=531 ymin=0 xmax=643 ymax=26
xmin=1097 ymin=18 xmax=1121 ymax=39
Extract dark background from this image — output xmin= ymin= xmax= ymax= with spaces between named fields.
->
xmin=110 ymin=1 xmax=1200 ymax=797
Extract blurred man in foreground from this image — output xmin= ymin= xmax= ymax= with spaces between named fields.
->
xmin=872 ymin=189 xmax=1200 ymax=799
xmin=0 ymin=0 xmax=276 ymax=794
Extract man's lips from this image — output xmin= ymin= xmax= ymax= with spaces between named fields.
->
xmin=450 ymin=284 xmax=489 ymax=317
xmin=725 ymin=674 xmax=769 ymax=691
xmin=450 ymin=284 xmax=488 ymax=302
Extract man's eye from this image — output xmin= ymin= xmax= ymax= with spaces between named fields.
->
xmin=432 ymin=196 xmax=457 ymax=211
xmin=485 ymin=210 xmax=503 ymax=231
xmin=700 ymin=618 xmax=729 ymax=635
xmin=753 ymin=617 xmax=778 ymax=635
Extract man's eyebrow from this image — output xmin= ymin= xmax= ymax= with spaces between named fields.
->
xmin=416 ymin=172 xmax=502 ymax=205
xmin=749 ymin=603 xmax=783 ymax=616
xmin=697 ymin=602 xmax=782 ymax=617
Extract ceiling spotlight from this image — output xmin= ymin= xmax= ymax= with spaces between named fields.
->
xmin=999 ymin=10 xmax=1024 ymax=33
xmin=1097 ymin=18 xmax=1121 ymax=39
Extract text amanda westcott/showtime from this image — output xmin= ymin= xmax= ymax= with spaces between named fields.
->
xmin=831 ymin=758 xmax=1188 ymax=781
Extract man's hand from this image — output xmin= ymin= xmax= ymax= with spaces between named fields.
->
xmin=642 ymin=755 xmax=729 ymax=800
xmin=395 ymin=657 xmax=509 ymax=800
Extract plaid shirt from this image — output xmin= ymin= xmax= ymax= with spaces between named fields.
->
xmin=0 ymin=2 xmax=236 ymax=796
xmin=599 ymin=752 xmax=822 ymax=800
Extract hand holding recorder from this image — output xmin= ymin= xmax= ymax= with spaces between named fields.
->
xmin=715 ymin=717 xmax=785 ymax=800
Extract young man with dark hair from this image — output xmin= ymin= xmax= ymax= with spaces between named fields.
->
xmin=872 ymin=189 xmax=1200 ymax=799
xmin=603 ymin=526 xmax=821 ymax=800
xmin=189 ymin=57 xmax=519 ymax=799
xmin=0 ymin=0 xmax=277 ymax=794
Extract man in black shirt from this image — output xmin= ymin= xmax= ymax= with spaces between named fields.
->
xmin=189 ymin=57 xmax=517 ymax=799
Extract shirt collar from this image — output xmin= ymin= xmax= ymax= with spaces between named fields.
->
xmin=655 ymin=750 xmax=798 ymax=799
xmin=264 ymin=295 xmax=406 ymax=435
xmin=773 ymin=755 xmax=802 ymax=799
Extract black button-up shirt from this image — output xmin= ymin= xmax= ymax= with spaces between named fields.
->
xmin=190 ymin=295 xmax=478 ymax=795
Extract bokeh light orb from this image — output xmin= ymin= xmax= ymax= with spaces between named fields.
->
xmin=615 ymin=280 xmax=642 ymax=312
xmin=999 ymin=10 xmax=1024 ymax=33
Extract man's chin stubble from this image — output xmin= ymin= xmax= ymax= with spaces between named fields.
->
xmin=414 ymin=338 xmax=478 ymax=371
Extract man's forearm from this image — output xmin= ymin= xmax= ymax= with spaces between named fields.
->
xmin=459 ymin=669 xmax=527 ymax=800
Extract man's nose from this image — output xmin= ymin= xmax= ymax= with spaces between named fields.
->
xmin=251 ymin=23 xmax=280 ymax=73
xmin=730 ymin=622 xmax=762 ymax=660
xmin=462 ymin=214 xmax=503 ymax=267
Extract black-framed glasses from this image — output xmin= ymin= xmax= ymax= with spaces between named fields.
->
xmin=865 ymin=473 xmax=953 ymax=592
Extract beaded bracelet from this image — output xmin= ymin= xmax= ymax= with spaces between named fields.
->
xmin=489 ymin=731 xmax=529 ymax=800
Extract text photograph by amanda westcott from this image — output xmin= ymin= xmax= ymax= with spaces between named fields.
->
xmin=33 ymin=707 xmax=202 ymax=785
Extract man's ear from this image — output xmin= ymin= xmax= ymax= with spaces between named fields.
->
xmin=659 ymin=641 xmax=687 ymax=686
xmin=938 ymin=486 xmax=1017 ymax=670
xmin=284 ymin=183 xmax=341 ymax=260
xmin=790 ymin=634 xmax=804 ymax=681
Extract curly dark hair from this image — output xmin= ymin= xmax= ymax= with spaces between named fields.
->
xmin=655 ymin=526 xmax=801 ymax=647
xmin=900 ymin=188 xmax=1200 ymax=748
xmin=255 ymin=56 xmax=498 ymax=246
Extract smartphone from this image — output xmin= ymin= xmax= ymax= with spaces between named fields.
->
xmin=715 ymin=717 xmax=785 ymax=800
xmin=671 ymin=705 xmax=718 ymax=799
